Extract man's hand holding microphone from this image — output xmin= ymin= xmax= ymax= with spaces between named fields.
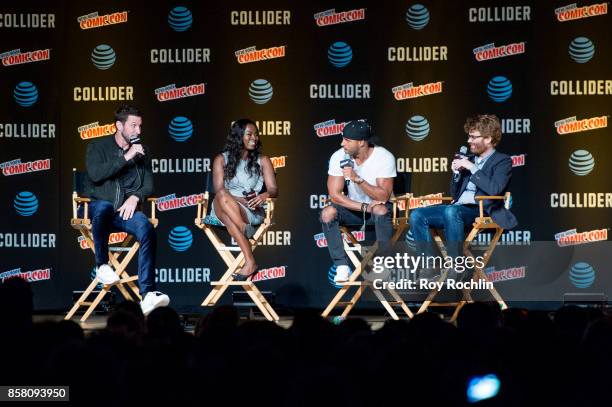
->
xmin=124 ymin=135 xmax=145 ymax=162
xmin=451 ymin=146 xmax=475 ymax=181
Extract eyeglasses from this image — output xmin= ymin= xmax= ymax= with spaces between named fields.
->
xmin=467 ymin=135 xmax=483 ymax=141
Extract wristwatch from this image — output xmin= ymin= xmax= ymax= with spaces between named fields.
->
xmin=354 ymin=176 xmax=364 ymax=184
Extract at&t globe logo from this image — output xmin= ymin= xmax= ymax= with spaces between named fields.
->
xmin=569 ymin=262 xmax=595 ymax=288
xmin=568 ymin=37 xmax=595 ymax=63
xmin=168 ymin=226 xmax=193 ymax=252
xmin=14 ymin=191 xmax=38 ymax=216
xmin=405 ymin=4 xmax=429 ymax=30
xmin=487 ymin=76 xmax=512 ymax=102
xmin=91 ymin=44 xmax=116 ymax=70
xmin=328 ymin=42 xmax=352 ymax=67
xmin=168 ymin=116 xmax=193 ymax=142
xmin=568 ymin=150 xmax=595 ymax=176
xmin=405 ymin=115 xmax=430 ymax=141
xmin=248 ymin=79 xmax=273 ymax=104
xmin=168 ymin=6 xmax=193 ymax=31
xmin=13 ymin=81 xmax=38 ymax=107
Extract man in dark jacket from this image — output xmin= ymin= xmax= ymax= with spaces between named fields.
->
xmin=409 ymin=114 xmax=517 ymax=277
xmin=85 ymin=105 xmax=169 ymax=315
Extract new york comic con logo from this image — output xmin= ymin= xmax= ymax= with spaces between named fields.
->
xmin=78 ymin=232 xmax=127 ymax=249
xmin=555 ymin=115 xmax=608 ymax=135
xmin=314 ymin=119 xmax=346 ymax=137
xmin=154 ymin=83 xmax=205 ymax=102
xmin=0 ymin=158 xmax=51 ymax=176
xmin=270 ymin=156 xmax=287 ymax=170
xmin=397 ymin=193 xmax=444 ymax=211
xmin=0 ymin=267 xmax=51 ymax=283
xmin=235 ymin=45 xmax=286 ymax=64
xmin=313 ymin=8 xmax=366 ymax=26
xmin=1 ymin=48 xmax=51 ymax=67
xmin=156 ymin=193 xmax=205 ymax=212
xmin=392 ymin=81 xmax=443 ymax=100
xmin=473 ymin=42 xmax=525 ymax=62
xmin=511 ymin=154 xmax=526 ymax=167
xmin=251 ymin=266 xmax=287 ymax=282
xmin=555 ymin=228 xmax=608 ymax=247
xmin=485 ymin=266 xmax=526 ymax=283
xmin=555 ymin=2 xmax=608 ymax=21
xmin=314 ymin=231 xmax=365 ymax=248
xmin=78 ymin=121 xmax=116 ymax=140
xmin=77 ymin=11 xmax=128 ymax=29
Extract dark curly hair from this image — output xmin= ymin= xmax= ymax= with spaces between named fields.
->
xmin=222 ymin=119 xmax=262 ymax=181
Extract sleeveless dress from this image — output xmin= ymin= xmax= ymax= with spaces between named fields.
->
xmin=210 ymin=152 xmax=265 ymax=225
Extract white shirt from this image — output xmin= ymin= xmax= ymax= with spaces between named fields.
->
xmin=328 ymin=146 xmax=397 ymax=204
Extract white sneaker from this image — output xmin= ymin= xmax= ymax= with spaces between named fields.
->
xmin=334 ymin=265 xmax=351 ymax=283
xmin=95 ymin=264 xmax=120 ymax=285
xmin=140 ymin=291 xmax=170 ymax=315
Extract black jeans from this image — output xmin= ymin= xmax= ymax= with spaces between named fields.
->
xmin=320 ymin=202 xmax=393 ymax=267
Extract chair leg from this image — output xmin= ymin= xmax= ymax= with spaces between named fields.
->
xmin=321 ymin=286 xmax=351 ymax=317
xmin=242 ymin=284 xmax=274 ymax=321
xmin=450 ymin=301 xmax=466 ymax=322
xmin=81 ymin=285 xmax=111 ymax=322
xmin=339 ymin=285 xmax=365 ymax=318
xmin=449 ymin=225 xmax=508 ymax=318
xmin=243 ymin=284 xmax=279 ymax=321
xmin=416 ymin=267 xmax=453 ymax=314
xmin=115 ymin=279 xmax=134 ymax=301
xmin=65 ymin=277 xmax=99 ymax=320
xmin=371 ymin=288 xmax=400 ymax=320
xmin=323 ymin=227 xmax=416 ymax=320
xmin=387 ymin=288 xmax=414 ymax=318
xmin=199 ymin=222 xmax=280 ymax=322
xmin=204 ymin=253 xmax=244 ymax=306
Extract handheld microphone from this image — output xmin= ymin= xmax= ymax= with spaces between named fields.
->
xmin=129 ymin=135 xmax=144 ymax=162
xmin=453 ymin=145 xmax=468 ymax=182
xmin=242 ymin=189 xmax=256 ymax=200
xmin=339 ymin=153 xmax=354 ymax=187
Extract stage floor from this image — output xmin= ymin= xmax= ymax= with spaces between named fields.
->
xmin=35 ymin=313 xmax=393 ymax=333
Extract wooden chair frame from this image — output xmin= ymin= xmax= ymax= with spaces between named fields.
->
xmin=65 ymin=170 xmax=158 ymax=322
xmin=321 ymin=194 xmax=415 ymax=320
xmin=415 ymin=193 xmax=511 ymax=321
xmin=195 ymin=191 xmax=279 ymax=322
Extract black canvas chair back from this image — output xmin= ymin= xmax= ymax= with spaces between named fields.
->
xmin=72 ymin=169 xmax=94 ymax=197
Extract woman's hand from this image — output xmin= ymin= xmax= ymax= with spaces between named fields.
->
xmin=247 ymin=192 xmax=269 ymax=209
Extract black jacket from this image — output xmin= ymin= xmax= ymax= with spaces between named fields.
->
xmin=451 ymin=150 xmax=518 ymax=230
xmin=85 ymin=135 xmax=153 ymax=210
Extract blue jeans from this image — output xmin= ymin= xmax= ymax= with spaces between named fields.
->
xmin=409 ymin=204 xmax=480 ymax=258
xmin=321 ymin=202 xmax=393 ymax=267
xmin=83 ymin=200 xmax=157 ymax=296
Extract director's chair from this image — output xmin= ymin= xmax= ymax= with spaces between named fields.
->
xmin=195 ymin=191 xmax=279 ymax=322
xmin=65 ymin=169 xmax=158 ymax=322
xmin=415 ymin=193 xmax=511 ymax=321
xmin=322 ymin=174 xmax=415 ymax=320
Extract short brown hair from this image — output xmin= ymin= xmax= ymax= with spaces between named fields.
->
xmin=464 ymin=114 xmax=502 ymax=146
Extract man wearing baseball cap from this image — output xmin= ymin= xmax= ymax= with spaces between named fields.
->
xmin=320 ymin=120 xmax=397 ymax=282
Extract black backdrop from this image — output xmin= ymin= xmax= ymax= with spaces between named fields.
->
xmin=1 ymin=0 xmax=611 ymax=312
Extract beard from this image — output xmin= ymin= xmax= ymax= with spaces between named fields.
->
xmin=470 ymin=143 xmax=485 ymax=155
xmin=119 ymin=130 xmax=131 ymax=144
